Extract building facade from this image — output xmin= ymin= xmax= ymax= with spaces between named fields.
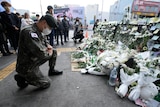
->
xmin=109 ymin=0 xmax=160 ymax=22
xmin=85 ymin=4 xmax=99 ymax=25
xmin=131 ymin=0 xmax=160 ymax=17
xmin=109 ymin=0 xmax=134 ymax=22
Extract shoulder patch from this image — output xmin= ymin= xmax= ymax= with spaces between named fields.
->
xmin=31 ymin=33 xmax=38 ymax=38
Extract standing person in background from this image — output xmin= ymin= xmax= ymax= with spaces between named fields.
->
xmin=73 ymin=17 xmax=82 ymax=39
xmin=0 ymin=1 xmax=20 ymax=52
xmin=56 ymin=15 xmax=64 ymax=45
xmin=21 ymin=12 xmax=34 ymax=30
xmin=62 ymin=15 xmax=70 ymax=42
xmin=34 ymin=14 xmax=40 ymax=22
xmin=93 ymin=19 xmax=99 ymax=33
xmin=0 ymin=15 xmax=12 ymax=56
xmin=15 ymin=12 xmax=22 ymax=30
xmin=46 ymin=5 xmax=56 ymax=47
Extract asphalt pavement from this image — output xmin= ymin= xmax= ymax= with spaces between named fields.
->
xmin=0 ymin=30 xmax=138 ymax=107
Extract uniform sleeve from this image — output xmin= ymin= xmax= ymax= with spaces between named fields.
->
xmin=22 ymin=30 xmax=50 ymax=59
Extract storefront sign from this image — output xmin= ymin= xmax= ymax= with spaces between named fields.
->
xmin=131 ymin=0 xmax=160 ymax=16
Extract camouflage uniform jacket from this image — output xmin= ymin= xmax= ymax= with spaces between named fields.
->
xmin=16 ymin=23 xmax=51 ymax=74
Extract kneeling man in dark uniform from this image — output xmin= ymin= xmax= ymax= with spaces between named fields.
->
xmin=15 ymin=14 xmax=63 ymax=89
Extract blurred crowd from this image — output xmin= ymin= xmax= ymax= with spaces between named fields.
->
xmin=0 ymin=1 xmax=85 ymax=57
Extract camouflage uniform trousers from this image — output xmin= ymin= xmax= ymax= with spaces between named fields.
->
xmin=18 ymin=49 xmax=57 ymax=89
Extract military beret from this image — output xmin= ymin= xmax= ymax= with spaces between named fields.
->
xmin=43 ymin=14 xmax=57 ymax=28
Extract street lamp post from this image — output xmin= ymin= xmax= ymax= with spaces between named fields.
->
xmin=40 ymin=0 xmax=43 ymax=15
xmin=101 ymin=0 xmax=104 ymax=21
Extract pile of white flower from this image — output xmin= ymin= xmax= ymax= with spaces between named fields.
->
xmin=71 ymin=19 xmax=160 ymax=106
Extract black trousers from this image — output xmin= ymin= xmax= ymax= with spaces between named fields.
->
xmin=17 ymin=49 xmax=57 ymax=88
xmin=56 ymin=30 xmax=63 ymax=44
xmin=74 ymin=32 xmax=84 ymax=42
xmin=48 ymin=29 xmax=55 ymax=46
xmin=6 ymin=30 xmax=19 ymax=51
xmin=63 ymin=29 xmax=69 ymax=41
xmin=0 ymin=33 xmax=10 ymax=54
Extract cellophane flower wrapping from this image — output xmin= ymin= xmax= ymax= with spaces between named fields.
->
xmin=117 ymin=68 xmax=139 ymax=98
xmin=128 ymin=71 xmax=158 ymax=101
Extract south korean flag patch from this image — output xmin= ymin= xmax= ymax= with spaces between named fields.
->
xmin=31 ymin=33 xmax=38 ymax=38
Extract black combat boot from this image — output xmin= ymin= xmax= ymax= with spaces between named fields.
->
xmin=0 ymin=46 xmax=10 ymax=56
xmin=7 ymin=51 xmax=13 ymax=55
xmin=2 ymin=53 xmax=10 ymax=56
xmin=14 ymin=74 xmax=28 ymax=89
xmin=73 ymin=39 xmax=77 ymax=43
xmin=48 ymin=68 xmax=63 ymax=76
xmin=79 ymin=39 xmax=82 ymax=43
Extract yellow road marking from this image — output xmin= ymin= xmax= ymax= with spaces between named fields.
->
xmin=0 ymin=61 xmax=16 ymax=81
xmin=57 ymin=47 xmax=76 ymax=56
xmin=0 ymin=48 xmax=77 ymax=81
xmin=71 ymin=62 xmax=82 ymax=72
